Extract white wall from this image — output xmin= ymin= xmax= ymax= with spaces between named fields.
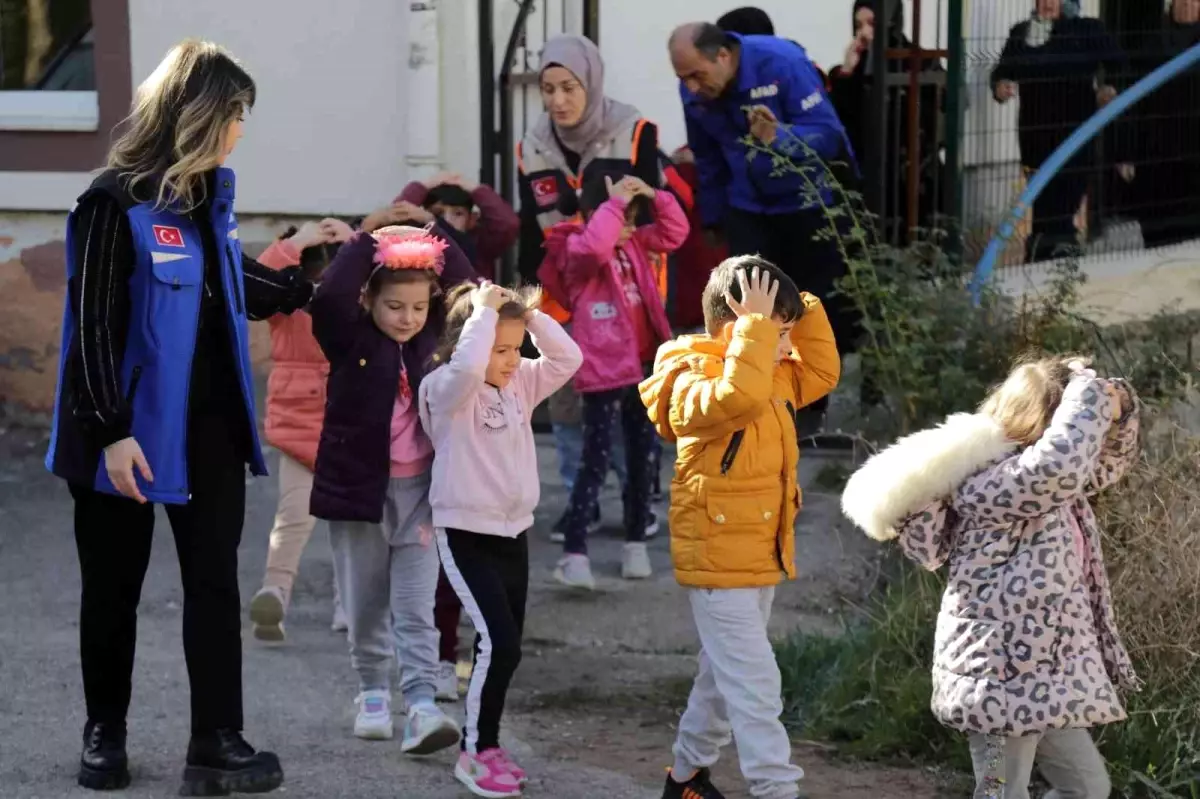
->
xmin=129 ymin=0 xmax=412 ymax=216
xmin=599 ymin=0 xmax=948 ymax=153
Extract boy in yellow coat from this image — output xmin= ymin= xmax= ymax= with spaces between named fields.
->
xmin=640 ymin=256 xmax=840 ymax=799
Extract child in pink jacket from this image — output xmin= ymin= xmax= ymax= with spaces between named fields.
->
xmin=418 ymin=282 xmax=581 ymax=797
xmin=538 ymin=173 xmax=689 ymax=588
xmin=248 ymin=218 xmax=352 ymax=642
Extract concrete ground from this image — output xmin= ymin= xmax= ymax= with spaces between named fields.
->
xmin=0 ymin=424 xmax=948 ymax=799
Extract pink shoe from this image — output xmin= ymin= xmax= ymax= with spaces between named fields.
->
xmin=454 ymin=750 xmax=522 ymax=798
xmin=493 ymin=748 xmax=527 ymax=784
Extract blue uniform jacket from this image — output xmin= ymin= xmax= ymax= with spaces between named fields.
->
xmin=47 ymin=168 xmax=286 ymax=504
xmin=682 ymin=33 xmax=858 ymax=228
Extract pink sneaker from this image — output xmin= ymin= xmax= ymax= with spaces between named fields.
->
xmin=493 ymin=748 xmax=527 ymax=784
xmin=454 ymin=750 xmax=522 ymax=798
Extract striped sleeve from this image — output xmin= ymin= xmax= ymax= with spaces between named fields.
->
xmin=68 ymin=192 xmax=135 ymax=448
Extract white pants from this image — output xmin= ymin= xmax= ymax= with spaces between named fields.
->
xmin=673 ymin=587 xmax=804 ymax=799
xmin=968 ymin=730 xmax=1111 ymax=799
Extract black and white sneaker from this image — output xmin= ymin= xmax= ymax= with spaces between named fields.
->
xmin=662 ymin=767 xmax=725 ymax=799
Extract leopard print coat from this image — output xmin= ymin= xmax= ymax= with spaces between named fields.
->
xmin=841 ymin=375 xmax=1141 ymax=737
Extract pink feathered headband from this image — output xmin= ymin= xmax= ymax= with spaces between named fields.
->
xmin=371 ymin=228 xmax=448 ymax=276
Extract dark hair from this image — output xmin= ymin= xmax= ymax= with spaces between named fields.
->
xmin=693 ymin=22 xmax=734 ymax=60
xmin=432 ymin=283 xmax=543 ymax=367
xmin=424 ymin=183 xmax=474 ymax=212
xmin=577 ymin=172 xmax=650 ymax=220
xmin=279 ymin=225 xmax=343 ymax=280
xmin=717 ymin=7 xmax=775 ymax=36
xmin=702 ymin=254 xmax=804 ymax=332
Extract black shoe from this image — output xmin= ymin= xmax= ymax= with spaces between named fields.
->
xmin=662 ymin=767 xmax=725 ymax=799
xmin=78 ymin=720 xmax=131 ymax=791
xmin=179 ymin=730 xmax=283 ymax=797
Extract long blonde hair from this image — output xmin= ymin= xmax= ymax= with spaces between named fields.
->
xmin=107 ymin=39 xmax=255 ymax=211
xmin=980 ymin=354 xmax=1086 ymax=446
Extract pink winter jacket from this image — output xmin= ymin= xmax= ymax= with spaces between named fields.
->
xmin=842 ymin=375 xmax=1142 ymax=738
xmin=259 ymin=239 xmax=328 ymax=470
xmin=417 ymin=307 xmax=582 ymax=537
xmin=541 ymin=191 xmax=688 ymax=393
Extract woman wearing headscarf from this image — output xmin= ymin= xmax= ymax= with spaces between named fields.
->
xmin=1128 ymin=0 xmax=1200 ymax=248
xmin=990 ymin=0 xmax=1128 ymax=262
xmin=517 ymin=34 xmax=689 ymax=545
xmin=828 ymin=0 xmax=944 ymax=244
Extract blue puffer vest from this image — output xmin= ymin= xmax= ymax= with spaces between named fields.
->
xmin=46 ymin=167 xmax=266 ymax=503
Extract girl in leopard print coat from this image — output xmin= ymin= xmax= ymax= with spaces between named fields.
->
xmin=841 ymin=356 xmax=1140 ymax=799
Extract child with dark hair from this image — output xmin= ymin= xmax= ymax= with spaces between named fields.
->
xmin=539 ymin=173 xmax=688 ymax=587
xmin=717 ymin=6 xmax=775 ymax=36
xmin=395 ymin=171 xmax=520 ymax=280
xmin=309 ymin=224 xmax=476 ymax=753
xmin=641 ymin=257 xmax=840 ymax=799
xmin=248 ymin=217 xmax=354 ymax=643
xmin=420 ymin=281 xmax=581 ymax=797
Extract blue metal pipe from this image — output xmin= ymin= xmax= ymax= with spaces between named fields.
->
xmin=969 ymin=41 xmax=1200 ymax=304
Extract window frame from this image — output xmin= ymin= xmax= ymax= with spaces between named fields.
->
xmin=0 ymin=0 xmax=130 ymax=171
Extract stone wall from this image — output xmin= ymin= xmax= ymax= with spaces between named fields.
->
xmin=0 ymin=211 xmax=306 ymax=423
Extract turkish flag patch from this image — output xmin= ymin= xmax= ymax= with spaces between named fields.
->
xmin=531 ymin=176 xmax=559 ymax=207
xmin=152 ymin=225 xmax=185 ymax=248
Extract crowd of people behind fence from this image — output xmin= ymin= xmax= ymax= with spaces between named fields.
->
xmin=43 ymin=2 xmax=1190 ymax=798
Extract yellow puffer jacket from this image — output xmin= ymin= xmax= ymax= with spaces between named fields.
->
xmin=639 ymin=295 xmax=840 ymax=589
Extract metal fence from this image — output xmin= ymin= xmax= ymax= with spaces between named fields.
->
xmin=960 ymin=0 xmax=1200 ymax=269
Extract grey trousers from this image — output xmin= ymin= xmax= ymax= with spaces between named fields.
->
xmin=968 ymin=730 xmax=1112 ymax=799
xmin=673 ymin=587 xmax=804 ymax=799
xmin=329 ymin=472 xmax=440 ymax=707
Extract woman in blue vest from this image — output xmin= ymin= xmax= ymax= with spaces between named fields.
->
xmin=46 ymin=39 xmax=312 ymax=795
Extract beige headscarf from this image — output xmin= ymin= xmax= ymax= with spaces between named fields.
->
xmin=538 ymin=34 xmax=639 ymax=155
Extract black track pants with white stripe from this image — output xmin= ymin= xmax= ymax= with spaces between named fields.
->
xmin=435 ymin=528 xmax=529 ymax=753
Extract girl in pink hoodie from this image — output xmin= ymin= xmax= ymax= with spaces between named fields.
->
xmin=538 ymin=173 xmax=688 ymax=588
xmin=418 ymin=282 xmax=581 ymax=798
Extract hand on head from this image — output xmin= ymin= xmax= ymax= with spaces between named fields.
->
xmin=471 ymin=280 xmax=516 ymax=312
xmin=362 ymin=202 xmax=435 ymax=233
xmin=724 ymin=266 xmax=779 ymax=319
xmin=605 ymin=175 xmax=655 ymax=202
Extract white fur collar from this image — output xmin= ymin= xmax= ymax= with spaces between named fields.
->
xmin=841 ymin=413 xmax=1015 ymax=542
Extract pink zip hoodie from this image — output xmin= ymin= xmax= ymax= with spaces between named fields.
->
xmin=540 ymin=191 xmax=688 ymax=393
xmin=417 ymin=307 xmax=582 ymax=537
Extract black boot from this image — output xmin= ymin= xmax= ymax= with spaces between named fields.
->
xmin=179 ymin=730 xmax=283 ymax=797
xmin=78 ymin=720 xmax=131 ymax=791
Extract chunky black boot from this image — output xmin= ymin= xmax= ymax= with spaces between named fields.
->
xmin=179 ymin=730 xmax=283 ymax=797
xmin=78 ymin=720 xmax=131 ymax=791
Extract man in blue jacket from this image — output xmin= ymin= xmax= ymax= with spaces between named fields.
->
xmin=669 ymin=22 xmax=857 ymax=425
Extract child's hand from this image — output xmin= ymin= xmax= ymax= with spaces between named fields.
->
xmin=320 ymin=217 xmax=355 ymax=243
xmin=289 ymin=221 xmax=328 ymax=251
xmin=472 ymin=281 xmax=510 ymax=311
xmin=724 ymin=266 xmax=779 ymax=319
xmin=620 ymin=175 xmax=656 ymax=199
xmin=605 ymin=175 xmax=636 ymax=202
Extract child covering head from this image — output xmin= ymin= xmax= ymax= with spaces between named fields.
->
xmin=307 ymin=223 xmax=477 ymax=754
xmin=418 ymin=281 xmax=581 ymax=798
xmin=639 ymin=256 xmax=841 ymax=799
xmin=248 ymin=217 xmax=355 ymax=643
xmin=539 ymin=172 xmax=688 ymax=588
xmin=841 ymin=356 xmax=1141 ymax=799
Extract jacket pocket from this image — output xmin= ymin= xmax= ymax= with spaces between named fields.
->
xmin=703 ymin=488 xmax=781 ymax=572
xmin=148 ymin=258 xmax=203 ymax=351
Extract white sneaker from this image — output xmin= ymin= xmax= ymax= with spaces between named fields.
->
xmin=644 ymin=513 xmax=660 ymax=539
xmin=400 ymin=703 xmax=461 ymax=755
xmin=554 ymin=554 xmax=596 ymax=590
xmin=435 ymin=661 xmax=460 ymax=702
xmin=353 ymin=690 xmax=394 ymax=740
xmin=330 ymin=600 xmax=348 ymax=633
xmin=249 ymin=586 xmax=286 ymax=642
xmin=621 ymin=542 xmax=653 ymax=580
xmin=548 ymin=530 xmax=566 ymax=544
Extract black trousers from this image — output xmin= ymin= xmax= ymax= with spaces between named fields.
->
xmin=71 ymin=414 xmax=247 ymax=733
xmin=725 ymin=207 xmax=852 ymax=413
xmin=1027 ymin=159 xmax=1091 ymax=263
xmin=436 ymin=528 xmax=528 ymax=754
